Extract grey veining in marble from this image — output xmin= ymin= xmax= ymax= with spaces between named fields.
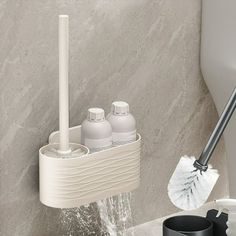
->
xmin=0 ymin=0 xmax=228 ymax=235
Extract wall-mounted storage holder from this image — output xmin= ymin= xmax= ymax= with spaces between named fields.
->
xmin=39 ymin=125 xmax=141 ymax=209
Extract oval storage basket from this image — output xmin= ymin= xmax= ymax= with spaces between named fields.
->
xmin=39 ymin=125 xmax=141 ymax=208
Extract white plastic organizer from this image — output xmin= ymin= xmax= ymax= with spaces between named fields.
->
xmin=39 ymin=125 xmax=141 ymax=208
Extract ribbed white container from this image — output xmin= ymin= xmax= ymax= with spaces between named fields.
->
xmin=39 ymin=125 xmax=141 ymax=209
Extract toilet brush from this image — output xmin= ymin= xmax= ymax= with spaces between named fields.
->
xmin=168 ymin=87 xmax=236 ymax=211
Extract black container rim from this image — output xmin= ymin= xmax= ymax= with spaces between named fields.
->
xmin=163 ymin=215 xmax=213 ymax=235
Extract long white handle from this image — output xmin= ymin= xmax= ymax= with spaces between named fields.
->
xmin=59 ymin=15 xmax=70 ymax=153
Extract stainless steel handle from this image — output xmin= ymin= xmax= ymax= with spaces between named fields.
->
xmin=198 ymin=87 xmax=236 ymax=167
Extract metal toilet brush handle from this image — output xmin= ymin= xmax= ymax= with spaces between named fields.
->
xmin=194 ymin=87 xmax=236 ymax=171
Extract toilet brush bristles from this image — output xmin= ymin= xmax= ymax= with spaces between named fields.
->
xmin=168 ymin=155 xmax=219 ymax=211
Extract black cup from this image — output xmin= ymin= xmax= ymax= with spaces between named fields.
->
xmin=163 ymin=215 xmax=213 ymax=236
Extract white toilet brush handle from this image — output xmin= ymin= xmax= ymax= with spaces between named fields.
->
xmin=195 ymin=87 xmax=236 ymax=170
xmin=58 ymin=15 xmax=70 ymax=153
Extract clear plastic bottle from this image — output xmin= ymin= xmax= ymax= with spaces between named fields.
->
xmin=81 ymin=108 xmax=112 ymax=153
xmin=107 ymin=101 xmax=136 ymax=146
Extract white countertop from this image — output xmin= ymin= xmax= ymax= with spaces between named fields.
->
xmin=128 ymin=202 xmax=216 ymax=236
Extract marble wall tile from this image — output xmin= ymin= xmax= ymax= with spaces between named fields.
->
xmin=0 ymin=0 xmax=228 ymax=235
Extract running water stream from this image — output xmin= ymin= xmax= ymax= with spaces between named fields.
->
xmin=98 ymin=192 xmax=134 ymax=236
xmin=60 ymin=193 xmax=134 ymax=236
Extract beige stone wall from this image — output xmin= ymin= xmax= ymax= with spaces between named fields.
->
xmin=0 ymin=0 xmax=228 ymax=235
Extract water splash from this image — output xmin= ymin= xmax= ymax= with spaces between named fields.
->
xmin=59 ymin=193 xmax=134 ymax=236
xmin=60 ymin=203 xmax=102 ymax=236
xmin=98 ymin=192 xmax=134 ymax=236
